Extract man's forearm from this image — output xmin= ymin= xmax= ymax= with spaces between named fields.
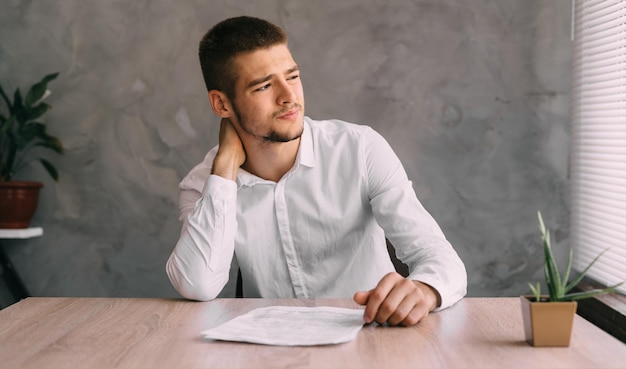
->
xmin=167 ymin=176 xmax=238 ymax=300
xmin=166 ymin=231 xmax=232 ymax=301
xmin=211 ymin=151 xmax=242 ymax=181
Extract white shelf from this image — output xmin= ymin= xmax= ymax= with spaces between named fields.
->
xmin=0 ymin=227 xmax=44 ymax=239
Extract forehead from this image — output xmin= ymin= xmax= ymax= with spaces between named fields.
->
xmin=233 ymin=44 xmax=297 ymax=86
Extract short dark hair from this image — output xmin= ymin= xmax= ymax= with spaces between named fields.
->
xmin=199 ymin=16 xmax=288 ymax=99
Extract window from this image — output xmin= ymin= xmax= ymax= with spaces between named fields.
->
xmin=570 ymin=0 xmax=626 ymax=294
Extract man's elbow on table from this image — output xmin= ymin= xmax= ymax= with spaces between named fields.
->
xmin=166 ymin=259 xmax=224 ymax=302
xmin=173 ymin=281 xmax=218 ymax=302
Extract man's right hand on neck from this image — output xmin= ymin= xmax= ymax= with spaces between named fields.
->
xmin=211 ymin=118 xmax=246 ymax=181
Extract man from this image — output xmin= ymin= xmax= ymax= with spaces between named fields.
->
xmin=167 ymin=16 xmax=466 ymax=326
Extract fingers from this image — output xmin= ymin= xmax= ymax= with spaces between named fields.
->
xmin=354 ymin=272 xmax=407 ymax=324
xmin=386 ymin=290 xmax=424 ymax=326
xmin=353 ymin=290 xmax=370 ymax=306
xmin=218 ymin=119 xmax=243 ymax=152
xmin=353 ymin=272 xmax=435 ymax=326
xmin=366 ymin=273 xmax=422 ymax=326
xmin=212 ymin=119 xmax=246 ymax=180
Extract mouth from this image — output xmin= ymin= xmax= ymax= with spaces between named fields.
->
xmin=276 ymin=107 xmax=301 ymax=121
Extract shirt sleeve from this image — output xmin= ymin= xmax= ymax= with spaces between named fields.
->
xmin=166 ymin=174 xmax=238 ymax=301
xmin=362 ymin=127 xmax=467 ymax=310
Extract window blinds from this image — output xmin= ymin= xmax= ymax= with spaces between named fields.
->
xmin=571 ymin=0 xmax=626 ymax=294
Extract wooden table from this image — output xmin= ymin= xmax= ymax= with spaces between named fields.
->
xmin=0 ymin=297 xmax=624 ymax=369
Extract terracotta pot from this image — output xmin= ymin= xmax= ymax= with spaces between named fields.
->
xmin=520 ymin=295 xmax=577 ymax=347
xmin=0 ymin=181 xmax=43 ymax=229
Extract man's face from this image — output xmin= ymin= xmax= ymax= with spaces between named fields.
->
xmin=228 ymin=44 xmax=305 ymax=143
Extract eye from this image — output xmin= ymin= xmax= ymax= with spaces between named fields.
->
xmin=255 ymin=83 xmax=270 ymax=92
xmin=288 ymin=74 xmax=299 ymax=81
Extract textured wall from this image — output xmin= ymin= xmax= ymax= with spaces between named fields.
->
xmin=0 ymin=0 xmax=571 ymax=300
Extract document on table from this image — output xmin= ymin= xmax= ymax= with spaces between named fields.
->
xmin=201 ymin=305 xmax=365 ymax=346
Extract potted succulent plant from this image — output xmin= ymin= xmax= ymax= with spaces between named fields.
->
xmin=521 ymin=212 xmax=623 ymax=347
xmin=0 ymin=72 xmax=63 ymax=228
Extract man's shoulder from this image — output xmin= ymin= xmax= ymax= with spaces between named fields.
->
xmin=179 ymin=145 xmax=219 ymax=192
xmin=305 ymin=116 xmax=374 ymax=141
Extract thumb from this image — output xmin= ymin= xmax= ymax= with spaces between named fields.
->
xmin=353 ymin=290 xmax=370 ymax=305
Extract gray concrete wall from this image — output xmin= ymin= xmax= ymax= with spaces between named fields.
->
xmin=0 ymin=0 xmax=571 ymax=301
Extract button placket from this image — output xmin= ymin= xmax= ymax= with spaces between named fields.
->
xmin=273 ymin=176 xmax=308 ymax=298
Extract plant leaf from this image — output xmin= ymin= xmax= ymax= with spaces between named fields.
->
xmin=0 ymin=115 xmax=15 ymax=134
xmin=0 ymin=84 xmax=12 ymax=113
xmin=562 ymin=246 xmax=574 ymax=294
xmin=528 ymin=282 xmax=541 ymax=301
xmin=35 ymin=136 xmax=64 ymax=154
xmin=543 ymin=228 xmax=563 ymax=300
xmin=39 ymin=158 xmax=59 ymax=181
xmin=24 ymin=102 xmax=51 ymax=122
xmin=12 ymin=88 xmax=24 ymax=119
xmin=537 ymin=211 xmax=544 ymax=231
xmin=538 ymin=211 xmax=567 ymax=301
xmin=2 ymin=136 xmax=17 ymax=180
xmin=544 ymin=239 xmax=560 ymax=300
xmin=24 ymin=72 xmax=59 ymax=107
xmin=563 ymin=248 xmax=610 ymax=293
xmin=560 ymin=282 xmax=624 ymax=301
xmin=17 ymin=122 xmax=46 ymax=147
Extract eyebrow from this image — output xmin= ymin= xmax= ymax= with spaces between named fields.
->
xmin=246 ymin=65 xmax=300 ymax=89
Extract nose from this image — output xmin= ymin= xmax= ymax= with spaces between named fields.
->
xmin=276 ymin=78 xmax=297 ymax=105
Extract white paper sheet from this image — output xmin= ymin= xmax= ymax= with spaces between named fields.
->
xmin=201 ymin=305 xmax=365 ymax=346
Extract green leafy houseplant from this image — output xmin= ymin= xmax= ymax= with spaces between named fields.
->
xmin=528 ymin=211 xmax=623 ymax=302
xmin=0 ymin=72 xmax=63 ymax=181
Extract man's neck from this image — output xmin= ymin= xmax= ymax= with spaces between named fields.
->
xmin=241 ymin=137 xmax=301 ymax=182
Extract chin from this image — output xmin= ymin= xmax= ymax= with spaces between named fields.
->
xmin=265 ymin=124 xmax=303 ymax=143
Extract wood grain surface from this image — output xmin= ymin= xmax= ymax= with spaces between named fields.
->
xmin=1 ymin=297 xmax=624 ymax=369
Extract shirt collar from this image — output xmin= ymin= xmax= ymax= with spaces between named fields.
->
xmin=298 ymin=117 xmax=315 ymax=168
xmin=236 ymin=117 xmax=315 ymax=189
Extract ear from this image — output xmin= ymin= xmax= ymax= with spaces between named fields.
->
xmin=208 ymin=90 xmax=234 ymax=118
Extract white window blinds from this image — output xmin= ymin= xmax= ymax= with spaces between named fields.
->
xmin=571 ymin=0 xmax=626 ymax=294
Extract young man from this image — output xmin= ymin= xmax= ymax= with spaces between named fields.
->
xmin=167 ymin=16 xmax=467 ymax=326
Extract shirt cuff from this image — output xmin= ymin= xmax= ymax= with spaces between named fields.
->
xmin=202 ymin=174 xmax=238 ymax=198
xmin=408 ymin=273 xmax=459 ymax=311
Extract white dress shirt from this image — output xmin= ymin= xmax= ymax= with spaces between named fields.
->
xmin=167 ymin=117 xmax=467 ymax=309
